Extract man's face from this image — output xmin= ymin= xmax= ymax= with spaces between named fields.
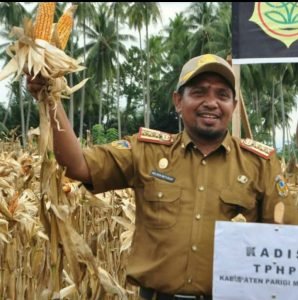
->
xmin=173 ymin=72 xmax=236 ymax=141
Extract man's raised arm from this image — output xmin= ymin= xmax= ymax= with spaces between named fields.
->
xmin=27 ymin=74 xmax=92 ymax=184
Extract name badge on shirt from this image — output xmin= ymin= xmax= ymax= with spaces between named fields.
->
xmin=150 ymin=170 xmax=175 ymax=183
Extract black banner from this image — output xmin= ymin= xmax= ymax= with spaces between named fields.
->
xmin=232 ymin=2 xmax=298 ymax=64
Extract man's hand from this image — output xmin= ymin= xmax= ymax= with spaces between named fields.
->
xmin=26 ymin=73 xmax=48 ymax=101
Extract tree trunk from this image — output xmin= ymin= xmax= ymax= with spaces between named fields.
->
xmin=145 ymin=19 xmax=150 ymax=128
xmin=68 ymin=34 xmax=74 ymax=128
xmin=79 ymin=7 xmax=86 ymax=140
xmin=98 ymin=60 xmax=105 ymax=125
xmin=280 ymin=79 xmax=286 ymax=157
xmin=25 ymin=96 xmax=32 ymax=134
xmin=296 ymin=121 xmax=298 ymax=147
xmin=19 ymin=78 xmax=26 ymax=147
xmin=138 ymin=29 xmax=146 ymax=127
xmin=107 ymin=81 xmax=112 ymax=125
xmin=271 ymin=80 xmax=276 ymax=148
xmin=98 ymin=83 xmax=103 ymax=125
xmin=116 ymin=16 xmax=121 ymax=139
xmin=2 ymin=98 xmax=11 ymax=126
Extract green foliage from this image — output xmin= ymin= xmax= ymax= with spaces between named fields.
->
xmin=91 ymin=124 xmax=118 ymax=145
xmin=106 ymin=127 xmax=119 ymax=142
xmin=0 ymin=2 xmax=297 ymax=148
xmin=277 ymin=144 xmax=298 ymax=162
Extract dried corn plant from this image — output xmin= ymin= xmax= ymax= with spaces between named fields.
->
xmin=0 ymin=144 xmax=45 ymax=299
xmin=0 ymin=136 xmax=139 ymax=299
xmin=0 ymin=2 xmax=88 ymax=156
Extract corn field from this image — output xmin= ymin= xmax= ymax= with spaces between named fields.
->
xmin=0 ymin=137 xmax=138 ymax=299
xmin=0 ymin=135 xmax=298 ymax=299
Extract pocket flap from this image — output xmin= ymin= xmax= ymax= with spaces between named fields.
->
xmin=144 ymin=181 xmax=181 ymax=202
xmin=220 ymin=188 xmax=256 ymax=210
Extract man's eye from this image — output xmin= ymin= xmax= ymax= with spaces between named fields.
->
xmin=218 ymin=91 xmax=230 ymax=99
xmin=220 ymin=92 xmax=228 ymax=97
xmin=194 ymin=88 xmax=205 ymax=94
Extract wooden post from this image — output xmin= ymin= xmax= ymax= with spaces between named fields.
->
xmin=227 ymin=56 xmax=252 ymax=139
xmin=240 ymin=90 xmax=253 ymax=139
xmin=232 ymin=64 xmax=241 ymax=137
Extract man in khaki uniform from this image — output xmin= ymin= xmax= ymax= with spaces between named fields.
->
xmin=27 ymin=54 xmax=298 ymax=300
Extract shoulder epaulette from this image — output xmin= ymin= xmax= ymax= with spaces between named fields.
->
xmin=138 ymin=127 xmax=174 ymax=145
xmin=240 ymin=138 xmax=275 ymax=159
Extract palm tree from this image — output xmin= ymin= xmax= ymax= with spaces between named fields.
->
xmin=127 ymin=3 xmax=147 ymax=126
xmin=127 ymin=2 xmax=161 ymax=128
xmin=163 ymin=13 xmax=193 ymax=92
xmin=120 ymin=46 xmax=144 ymax=135
xmin=147 ymin=35 xmax=168 ymax=128
xmin=74 ymin=2 xmax=98 ymax=140
xmin=161 ymin=13 xmax=193 ymax=132
xmin=143 ymin=3 xmax=161 ymax=128
xmin=82 ymin=4 xmax=131 ymax=131
xmin=0 ymin=3 xmax=28 ymax=29
xmin=56 ymin=3 xmax=75 ymax=127
xmin=108 ymin=2 xmax=130 ymax=138
xmin=204 ymin=3 xmax=232 ymax=57
xmin=186 ymin=2 xmax=216 ymax=56
xmin=0 ymin=3 xmax=29 ymax=146
xmin=0 ymin=28 xmax=12 ymax=127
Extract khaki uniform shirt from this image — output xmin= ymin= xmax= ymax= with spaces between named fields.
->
xmin=83 ymin=130 xmax=297 ymax=295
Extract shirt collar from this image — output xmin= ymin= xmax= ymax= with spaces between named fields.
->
xmin=221 ymin=131 xmax=233 ymax=154
xmin=180 ymin=130 xmax=233 ymax=155
xmin=181 ymin=130 xmax=194 ymax=151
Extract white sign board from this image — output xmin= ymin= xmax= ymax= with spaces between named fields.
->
xmin=213 ymin=221 xmax=298 ymax=300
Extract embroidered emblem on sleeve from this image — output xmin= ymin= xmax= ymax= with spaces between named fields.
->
xmin=275 ymin=175 xmax=289 ymax=197
xmin=111 ymin=140 xmax=131 ymax=149
xmin=240 ymin=138 xmax=275 ymax=159
xmin=138 ymin=127 xmax=174 ymax=145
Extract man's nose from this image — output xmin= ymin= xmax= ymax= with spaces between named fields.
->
xmin=202 ymin=91 xmax=218 ymax=107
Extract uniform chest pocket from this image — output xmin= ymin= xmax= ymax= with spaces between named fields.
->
xmin=219 ymin=186 xmax=256 ymax=219
xmin=142 ymin=181 xmax=181 ymax=229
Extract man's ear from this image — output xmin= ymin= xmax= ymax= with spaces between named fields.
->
xmin=173 ymin=91 xmax=182 ymax=114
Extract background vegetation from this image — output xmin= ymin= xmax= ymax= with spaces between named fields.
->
xmin=0 ymin=2 xmax=297 ymax=159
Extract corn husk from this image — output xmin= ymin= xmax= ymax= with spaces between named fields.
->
xmin=0 ymin=5 xmax=88 ymax=157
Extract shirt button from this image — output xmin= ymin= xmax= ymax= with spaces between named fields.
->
xmin=195 ymin=214 xmax=201 ymax=220
xmin=201 ymin=160 xmax=206 ymax=165
xmin=187 ymin=278 xmax=192 ymax=284
xmin=157 ymin=192 xmax=163 ymax=198
xmin=198 ymin=186 xmax=204 ymax=191
xmin=191 ymin=245 xmax=198 ymax=252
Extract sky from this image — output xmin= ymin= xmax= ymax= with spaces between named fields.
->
xmin=0 ymin=2 xmax=296 ymax=147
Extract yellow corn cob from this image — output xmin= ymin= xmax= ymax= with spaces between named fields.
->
xmin=54 ymin=5 xmax=77 ymax=50
xmin=33 ymin=2 xmax=56 ymax=41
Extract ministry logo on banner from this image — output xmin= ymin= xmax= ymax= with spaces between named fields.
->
xmin=232 ymin=2 xmax=298 ymax=64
